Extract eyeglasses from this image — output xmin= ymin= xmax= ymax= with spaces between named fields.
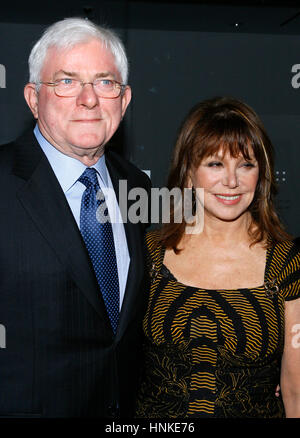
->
xmin=37 ymin=78 xmax=126 ymax=98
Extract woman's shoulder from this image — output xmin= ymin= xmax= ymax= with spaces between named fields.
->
xmin=144 ymin=229 xmax=167 ymax=268
xmin=270 ymin=238 xmax=300 ymax=261
xmin=269 ymin=238 xmax=300 ymax=301
xmin=145 ymin=229 xmax=163 ymax=251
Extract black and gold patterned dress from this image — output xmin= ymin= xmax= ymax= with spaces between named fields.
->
xmin=135 ymin=231 xmax=300 ymax=418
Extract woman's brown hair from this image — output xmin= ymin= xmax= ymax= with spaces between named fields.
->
xmin=159 ymin=96 xmax=291 ymax=251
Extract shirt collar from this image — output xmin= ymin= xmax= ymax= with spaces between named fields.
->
xmin=34 ymin=124 xmax=108 ymax=193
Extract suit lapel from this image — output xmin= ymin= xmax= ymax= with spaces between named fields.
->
xmin=13 ymin=132 xmax=112 ymax=327
xmin=106 ymin=151 xmax=145 ymax=339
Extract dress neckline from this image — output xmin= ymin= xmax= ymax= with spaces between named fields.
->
xmin=158 ymin=243 xmax=273 ymax=292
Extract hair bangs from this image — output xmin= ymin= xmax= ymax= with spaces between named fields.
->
xmin=192 ymin=116 xmax=256 ymax=167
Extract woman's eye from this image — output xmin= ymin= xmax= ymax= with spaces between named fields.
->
xmin=242 ymin=162 xmax=255 ymax=168
xmin=207 ymin=161 xmax=223 ymax=167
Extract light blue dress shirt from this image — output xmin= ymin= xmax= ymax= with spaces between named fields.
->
xmin=34 ymin=125 xmax=129 ymax=310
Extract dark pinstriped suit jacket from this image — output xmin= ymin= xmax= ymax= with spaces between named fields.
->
xmin=0 ymin=130 xmax=151 ymax=418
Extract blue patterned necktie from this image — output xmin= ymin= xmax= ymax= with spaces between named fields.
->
xmin=79 ymin=167 xmax=119 ymax=334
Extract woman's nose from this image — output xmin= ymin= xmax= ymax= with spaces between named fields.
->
xmin=222 ymin=168 xmax=239 ymax=188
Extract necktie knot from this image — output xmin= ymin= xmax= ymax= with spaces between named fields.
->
xmin=78 ymin=167 xmax=99 ymax=189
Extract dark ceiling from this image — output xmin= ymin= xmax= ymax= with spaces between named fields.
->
xmin=2 ymin=0 xmax=300 ymax=34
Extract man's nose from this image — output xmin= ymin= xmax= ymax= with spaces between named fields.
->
xmin=76 ymin=83 xmax=99 ymax=108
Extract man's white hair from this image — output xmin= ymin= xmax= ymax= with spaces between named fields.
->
xmin=28 ymin=17 xmax=129 ymax=88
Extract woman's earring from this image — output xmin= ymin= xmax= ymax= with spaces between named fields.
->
xmin=192 ymin=186 xmax=196 ymax=213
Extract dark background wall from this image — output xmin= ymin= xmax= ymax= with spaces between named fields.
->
xmin=1 ymin=0 xmax=300 ymax=236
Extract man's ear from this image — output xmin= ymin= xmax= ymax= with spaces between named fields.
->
xmin=121 ymin=85 xmax=132 ymax=118
xmin=24 ymin=83 xmax=39 ymax=119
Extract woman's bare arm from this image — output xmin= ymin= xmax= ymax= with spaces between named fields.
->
xmin=281 ymin=296 xmax=300 ymax=417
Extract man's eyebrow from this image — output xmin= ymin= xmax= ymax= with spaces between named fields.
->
xmin=53 ymin=70 xmax=117 ymax=79
xmin=54 ymin=70 xmax=79 ymax=78
xmin=94 ymin=71 xmax=117 ymax=79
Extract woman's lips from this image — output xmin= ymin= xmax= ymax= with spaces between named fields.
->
xmin=214 ymin=194 xmax=242 ymax=205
